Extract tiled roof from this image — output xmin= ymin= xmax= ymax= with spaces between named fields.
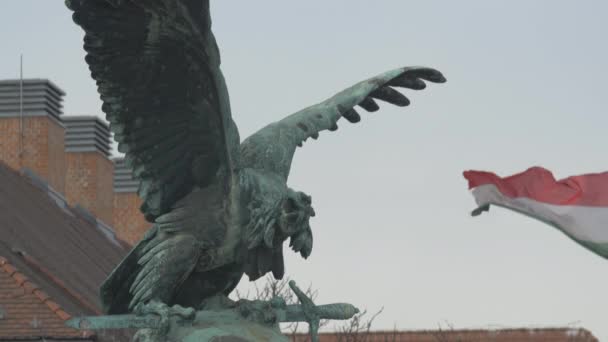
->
xmin=0 ymin=256 xmax=93 ymax=340
xmin=0 ymin=161 xmax=133 ymax=341
xmin=292 ymin=327 xmax=599 ymax=341
xmin=0 ymin=161 xmax=128 ymax=314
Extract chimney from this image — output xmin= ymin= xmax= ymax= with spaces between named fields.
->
xmin=63 ymin=116 xmax=114 ymax=225
xmin=0 ymin=79 xmax=66 ymax=193
xmin=112 ymin=157 xmax=150 ymax=245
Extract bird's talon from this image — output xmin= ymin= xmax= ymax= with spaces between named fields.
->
xmin=170 ymin=304 xmax=196 ymax=320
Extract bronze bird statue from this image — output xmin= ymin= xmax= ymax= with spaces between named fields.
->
xmin=66 ymin=0 xmax=446 ymax=315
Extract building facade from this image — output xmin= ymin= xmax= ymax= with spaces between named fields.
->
xmin=0 ymin=78 xmax=150 ymax=245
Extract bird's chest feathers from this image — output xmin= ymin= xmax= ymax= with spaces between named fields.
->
xmin=191 ymin=169 xmax=284 ymax=272
xmin=189 ymin=175 xmax=247 ymax=272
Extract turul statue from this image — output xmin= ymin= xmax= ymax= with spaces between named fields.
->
xmin=64 ymin=0 xmax=446 ymax=341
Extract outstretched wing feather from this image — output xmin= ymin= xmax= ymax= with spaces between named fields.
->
xmin=239 ymin=67 xmax=445 ymax=180
xmin=66 ymin=0 xmax=239 ymax=222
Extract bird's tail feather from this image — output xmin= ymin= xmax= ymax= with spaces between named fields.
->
xmin=100 ymin=225 xmax=158 ymax=314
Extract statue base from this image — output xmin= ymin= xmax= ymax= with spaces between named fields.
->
xmin=166 ymin=310 xmax=287 ymax=342
xmin=67 ymin=281 xmax=358 ymax=342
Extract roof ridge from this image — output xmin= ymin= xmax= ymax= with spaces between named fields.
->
xmin=312 ymin=327 xmax=593 ymax=333
xmin=11 ymin=249 xmax=103 ymax=316
xmin=0 ymin=255 xmax=87 ymax=328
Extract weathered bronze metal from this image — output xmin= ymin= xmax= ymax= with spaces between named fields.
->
xmin=65 ymin=0 xmax=446 ymax=340
xmin=68 ymin=281 xmax=357 ymax=341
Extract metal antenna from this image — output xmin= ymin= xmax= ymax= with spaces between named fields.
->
xmin=19 ymin=54 xmax=24 ymax=162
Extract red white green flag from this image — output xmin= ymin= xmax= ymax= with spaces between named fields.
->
xmin=463 ymin=167 xmax=608 ymax=259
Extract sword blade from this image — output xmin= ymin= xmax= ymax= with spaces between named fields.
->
xmin=66 ymin=302 xmax=359 ymax=331
xmin=282 ymin=303 xmax=359 ymax=322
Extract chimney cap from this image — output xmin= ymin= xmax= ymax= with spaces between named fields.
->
xmin=64 ymin=115 xmax=112 ymax=157
xmin=62 ymin=115 xmax=110 ymax=129
xmin=113 ymin=157 xmax=139 ymax=192
xmin=0 ymin=78 xmax=66 ymax=97
xmin=0 ymin=78 xmax=65 ymax=124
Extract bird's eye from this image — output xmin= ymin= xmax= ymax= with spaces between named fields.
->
xmin=300 ymin=193 xmax=312 ymax=205
xmin=287 ymin=213 xmax=298 ymax=223
xmin=283 ymin=198 xmax=298 ymax=213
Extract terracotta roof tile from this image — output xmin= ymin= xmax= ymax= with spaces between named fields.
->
xmin=21 ymin=281 xmax=38 ymax=293
xmin=44 ymin=300 xmax=61 ymax=314
xmin=55 ymin=309 xmax=71 ymax=321
xmin=32 ymin=289 xmax=50 ymax=302
xmin=0 ymin=255 xmax=93 ymax=340
xmin=0 ymin=162 xmax=133 ymax=341
xmin=12 ymin=273 xmax=28 ymax=286
xmin=2 ymin=263 xmax=16 ymax=276
xmin=0 ymin=162 xmax=129 ymax=314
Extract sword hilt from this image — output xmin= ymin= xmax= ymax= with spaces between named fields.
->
xmin=288 ymin=281 xmax=359 ymax=342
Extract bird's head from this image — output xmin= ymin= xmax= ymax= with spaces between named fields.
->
xmin=278 ymin=188 xmax=315 ymax=259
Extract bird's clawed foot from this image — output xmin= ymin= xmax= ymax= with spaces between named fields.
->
xmin=197 ymin=294 xmax=237 ymax=311
xmin=132 ymin=301 xmax=196 ymax=342
xmin=236 ymin=296 xmax=286 ymax=326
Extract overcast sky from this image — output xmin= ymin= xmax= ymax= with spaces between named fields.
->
xmin=2 ymin=0 xmax=608 ymax=339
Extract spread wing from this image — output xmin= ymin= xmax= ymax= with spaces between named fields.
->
xmin=240 ymin=67 xmax=445 ymax=180
xmin=67 ymin=0 xmax=240 ymax=222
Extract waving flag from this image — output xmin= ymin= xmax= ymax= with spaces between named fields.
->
xmin=464 ymin=167 xmax=608 ymax=259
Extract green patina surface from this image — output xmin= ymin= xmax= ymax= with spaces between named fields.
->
xmin=65 ymin=0 xmax=445 ymax=340
xmin=67 ymin=282 xmax=359 ymax=342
